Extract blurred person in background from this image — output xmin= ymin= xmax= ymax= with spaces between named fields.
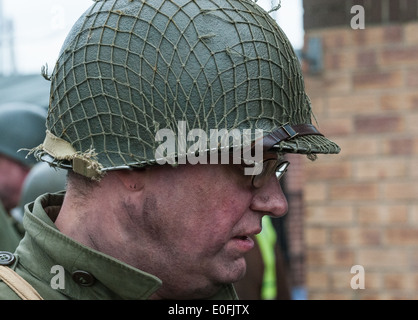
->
xmin=10 ymin=162 xmax=67 ymax=224
xmin=0 ymin=102 xmax=46 ymax=252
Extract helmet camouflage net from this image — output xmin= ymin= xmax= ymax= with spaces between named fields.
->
xmin=36 ymin=0 xmax=340 ymax=179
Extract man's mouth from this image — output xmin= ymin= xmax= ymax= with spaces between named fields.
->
xmin=234 ymin=235 xmax=250 ymax=241
xmin=230 ymin=235 xmax=255 ymax=252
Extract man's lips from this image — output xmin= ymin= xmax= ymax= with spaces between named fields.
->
xmin=233 ymin=235 xmax=251 ymax=241
xmin=233 ymin=228 xmax=262 ymax=239
xmin=230 ymin=236 xmax=255 ymax=252
xmin=230 ymin=228 xmax=261 ymax=252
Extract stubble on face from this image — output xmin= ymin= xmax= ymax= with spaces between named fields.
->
xmin=128 ymin=164 xmax=253 ymax=298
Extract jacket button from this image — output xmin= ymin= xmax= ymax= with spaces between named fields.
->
xmin=72 ymin=270 xmax=95 ymax=287
xmin=0 ymin=251 xmax=15 ymax=266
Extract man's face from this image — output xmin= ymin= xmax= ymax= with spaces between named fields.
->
xmin=0 ymin=155 xmax=29 ymax=212
xmin=123 ymin=154 xmax=288 ymax=299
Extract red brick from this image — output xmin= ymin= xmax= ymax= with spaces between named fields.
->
xmin=353 ymin=70 xmax=403 ymax=90
xmin=305 ymin=182 xmax=327 ymax=202
xmin=408 ymin=205 xmax=418 ymax=225
xmin=385 ymin=228 xmax=418 ymax=245
xmin=325 ymin=51 xmax=356 ymax=71
xmin=320 ymin=28 xmax=354 ymax=49
xmin=323 ymin=73 xmax=352 ymax=94
xmin=329 ymin=271 xmax=354 ymax=290
xmin=317 ymin=117 xmax=353 ymax=136
xmin=305 ymin=227 xmax=327 ymax=246
xmin=405 ymin=22 xmax=418 ymax=44
xmin=309 ymin=96 xmax=326 ymax=115
xmin=330 ymin=249 xmax=354 ymax=267
xmin=383 ymin=25 xmax=403 ymax=43
xmin=383 ymin=274 xmax=414 ymax=291
xmin=355 ymin=158 xmax=407 ymax=179
xmin=330 ymin=228 xmax=355 ymax=246
xmin=306 ymin=248 xmax=354 ymax=268
xmin=334 ymin=137 xmax=379 ymax=157
xmin=406 ymin=93 xmax=418 ymax=110
xmin=306 ymin=206 xmax=354 ymax=225
xmin=383 ymin=137 xmax=414 ymax=155
xmin=381 ymin=46 xmax=418 ymax=66
xmin=306 ymin=248 xmax=326 ymax=267
xmin=358 ymin=228 xmax=381 ymax=246
xmin=359 ymin=272 xmax=381 ymax=291
xmin=383 ymin=182 xmax=418 ymax=200
xmin=357 ymin=50 xmax=377 ymax=69
xmin=406 ymin=67 xmax=418 ymax=87
xmin=306 ymin=271 xmax=329 ymax=291
xmin=405 ymin=114 xmax=418 ymax=136
xmin=328 ymin=94 xmax=377 ymax=116
xmin=330 ymin=182 xmax=378 ymax=201
xmin=357 ymin=205 xmax=408 ymax=225
xmin=305 ymin=161 xmax=351 ymax=180
xmin=353 ymin=25 xmax=402 ymax=47
xmin=358 ymin=249 xmax=408 ymax=268
xmin=354 ymin=115 xmax=403 ymax=134
xmin=325 ymin=52 xmax=341 ymax=70
xmin=379 ymin=93 xmax=406 ymax=111
xmin=286 ymin=153 xmax=304 ymax=192
xmin=353 ymin=26 xmax=383 ymax=46
xmin=409 ymin=250 xmax=418 ymax=269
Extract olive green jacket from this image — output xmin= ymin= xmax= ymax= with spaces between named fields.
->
xmin=0 ymin=193 xmax=237 ymax=300
xmin=0 ymin=201 xmax=23 ymax=253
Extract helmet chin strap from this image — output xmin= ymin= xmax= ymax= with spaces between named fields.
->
xmin=33 ymin=130 xmax=104 ymax=180
xmin=35 ymin=123 xmax=324 ymax=180
xmin=262 ymin=123 xmax=323 ymax=152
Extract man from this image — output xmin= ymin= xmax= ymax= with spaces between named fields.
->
xmin=0 ymin=0 xmax=339 ymax=300
xmin=10 ymin=162 xmax=67 ymax=223
xmin=0 ymin=103 xmax=46 ymax=252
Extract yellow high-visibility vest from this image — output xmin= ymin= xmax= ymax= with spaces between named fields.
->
xmin=255 ymin=216 xmax=277 ymax=300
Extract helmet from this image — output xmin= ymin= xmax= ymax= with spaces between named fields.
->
xmin=37 ymin=0 xmax=340 ymax=179
xmin=19 ymin=161 xmax=66 ymax=206
xmin=10 ymin=161 xmax=67 ymax=222
xmin=0 ymin=102 xmax=46 ymax=167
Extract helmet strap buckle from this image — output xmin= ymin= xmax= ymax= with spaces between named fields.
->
xmin=281 ymin=123 xmax=299 ymax=140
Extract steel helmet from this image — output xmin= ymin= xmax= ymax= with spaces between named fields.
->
xmin=0 ymin=102 xmax=46 ymax=167
xmin=36 ymin=0 xmax=340 ymax=179
xmin=11 ymin=161 xmax=67 ymax=222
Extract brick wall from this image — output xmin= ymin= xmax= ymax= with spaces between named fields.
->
xmin=302 ymin=0 xmax=418 ymax=299
xmin=284 ymin=154 xmax=306 ymax=292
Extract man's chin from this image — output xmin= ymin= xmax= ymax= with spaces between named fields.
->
xmin=215 ymin=257 xmax=247 ymax=284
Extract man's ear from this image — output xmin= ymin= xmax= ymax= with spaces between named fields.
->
xmin=114 ymin=169 xmax=146 ymax=192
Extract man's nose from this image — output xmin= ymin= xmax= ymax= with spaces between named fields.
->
xmin=250 ymin=175 xmax=288 ymax=218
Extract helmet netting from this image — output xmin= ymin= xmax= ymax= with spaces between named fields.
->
xmin=43 ymin=0 xmax=337 ymax=173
